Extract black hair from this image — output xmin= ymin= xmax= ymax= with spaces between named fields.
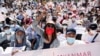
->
xmin=52 ymin=16 xmax=57 ymax=23
xmin=68 ymin=13 xmax=72 ymax=15
xmin=89 ymin=24 xmax=98 ymax=30
xmin=66 ymin=29 xmax=76 ymax=34
xmin=79 ymin=12 xmax=85 ymax=16
xmin=3 ymin=26 xmax=10 ymax=30
xmin=57 ymin=28 xmax=63 ymax=33
xmin=44 ymin=23 xmax=57 ymax=41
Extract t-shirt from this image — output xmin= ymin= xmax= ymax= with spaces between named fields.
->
xmin=74 ymin=25 xmax=86 ymax=34
xmin=42 ymin=43 xmax=51 ymax=49
xmin=82 ymin=31 xmax=100 ymax=43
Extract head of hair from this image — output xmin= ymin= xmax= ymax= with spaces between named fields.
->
xmin=43 ymin=23 xmax=57 ymax=41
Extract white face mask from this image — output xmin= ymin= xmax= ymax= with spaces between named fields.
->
xmin=83 ymin=18 xmax=88 ymax=21
xmin=63 ymin=25 xmax=68 ymax=29
xmin=5 ymin=29 xmax=11 ymax=35
xmin=67 ymin=37 xmax=75 ymax=45
xmin=16 ymin=35 xmax=24 ymax=41
xmin=33 ymin=16 xmax=36 ymax=20
xmin=10 ymin=25 xmax=15 ymax=28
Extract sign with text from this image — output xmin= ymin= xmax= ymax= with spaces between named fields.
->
xmin=13 ymin=42 xmax=100 ymax=56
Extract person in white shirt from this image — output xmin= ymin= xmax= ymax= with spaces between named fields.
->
xmin=59 ymin=28 xmax=85 ymax=47
xmin=82 ymin=23 xmax=100 ymax=43
xmin=74 ymin=20 xmax=86 ymax=35
xmin=74 ymin=20 xmax=86 ymax=40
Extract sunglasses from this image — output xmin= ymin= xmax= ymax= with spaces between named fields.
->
xmin=46 ymin=24 xmax=54 ymax=28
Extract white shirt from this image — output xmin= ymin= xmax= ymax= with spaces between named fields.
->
xmin=74 ymin=25 xmax=86 ymax=34
xmin=57 ymin=34 xmax=66 ymax=44
xmin=57 ymin=16 xmax=63 ymax=23
xmin=62 ymin=19 xmax=72 ymax=27
xmin=0 ymin=13 xmax=6 ymax=22
xmin=59 ymin=40 xmax=85 ymax=47
xmin=82 ymin=31 xmax=100 ymax=43
xmin=0 ymin=7 xmax=8 ymax=13
xmin=26 ymin=9 xmax=32 ymax=17
xmin=0 ymin=47 xmax=3 ymax=54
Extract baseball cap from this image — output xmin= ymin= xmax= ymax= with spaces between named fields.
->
xmin=66 ymin=29 xmax=76 ymax=34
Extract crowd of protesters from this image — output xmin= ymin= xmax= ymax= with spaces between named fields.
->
xmin=0 ymin=0 xmax=100 ymax=54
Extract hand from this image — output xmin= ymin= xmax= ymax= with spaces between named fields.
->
xmin=11 ymin=50 xmax=19 ymax=56
xmin=36 ymin=11 xmax=46 ymax=21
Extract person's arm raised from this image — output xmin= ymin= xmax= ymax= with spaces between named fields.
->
xmin=31 ymin=12 xmax=45 ymax=37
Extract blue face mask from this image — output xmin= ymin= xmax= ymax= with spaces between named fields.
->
xmin=67 ymin=37 xmax=75 ymax=45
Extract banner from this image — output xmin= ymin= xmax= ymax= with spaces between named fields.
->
xmin=13 ymin=42 xmax=100 ymax=56
xmin=1 ymin=42 xmax=100 ymax=56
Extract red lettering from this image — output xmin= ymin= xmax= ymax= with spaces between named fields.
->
xmin=83 ymin=52 xmax=87 ymax=56
xmin=55 ymin=51 xmax=91 ymax=56
xmin=77 ymin=53 xmax=82 ymax=56
xmin=87 ymin=51 xmax=91 ymax=56
xmin=71 ymin=53 xmax=76 ymax=56
xmin=68 ymin=54 xmax=70 ymax=56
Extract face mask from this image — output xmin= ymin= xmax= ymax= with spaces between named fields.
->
xmin=46 ymin=27 xmax=54 ymax=35
xmin=63 ymin=26 xmax=68 ymax=29
xmin=33 ymin=16 xmax=36 ymax=20
xmin=83 ymin=18 xmax=87 ymax=21
xmin=5 ymin=30 xmax=11 ymax=35
xmin=10 ymin=25 xmax=15 ymax=28
xmin=16 ymin=35 xmax=24 ymax=41
xmin=67 ymin=37 xmax=75 ymax=45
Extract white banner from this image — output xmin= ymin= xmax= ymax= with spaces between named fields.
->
xmin=13 ymin=42 xmax=100 ymax=56
xmin=1 ymin=42 xmax=100 ymax=56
